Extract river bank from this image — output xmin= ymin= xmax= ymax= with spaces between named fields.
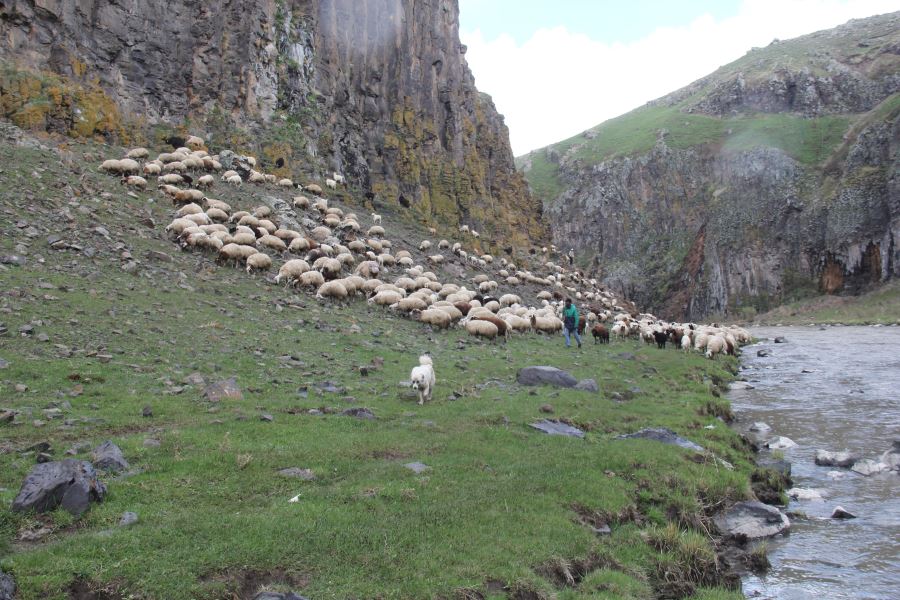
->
xmin=729 ymin=327 xmax=900 ymax=599
xmin=744 ymin=281 xmax=900 ymax=327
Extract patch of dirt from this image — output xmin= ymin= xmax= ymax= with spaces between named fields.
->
xmin=68 ymin=577 xmax=125 ymax=600
xmin=366 ymin=448 xmax=413 ymax=460
xmin=200 ymin=567 xmax=309 ymax=599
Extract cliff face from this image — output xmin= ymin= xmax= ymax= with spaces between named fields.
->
xmin=524 ymin=12 xmax=900 ymax=320
xmin=0 ymin=0 xmax=545 ymax=247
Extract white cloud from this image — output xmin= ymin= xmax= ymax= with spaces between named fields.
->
xmin=461 ymin=0 xmax=898 ymax=155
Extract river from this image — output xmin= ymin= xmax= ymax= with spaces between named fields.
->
xmin=727 ymin=326 xmax=900 ymax=600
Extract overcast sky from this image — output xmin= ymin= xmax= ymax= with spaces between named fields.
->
xmin=458 ymin=0 xmax=898 ymax=155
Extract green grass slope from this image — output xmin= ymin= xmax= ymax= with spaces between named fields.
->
xmin=0 ymin=131 xmax=760 ymax=599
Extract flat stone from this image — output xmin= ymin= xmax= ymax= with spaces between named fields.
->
xmin=729 ymin=381 xmax=755 ymax=390
xmin=613 ymin=352 xmax=637 ymax=360
xmin=260 ymin=413 xmax=274 ymax=422
xmin=203 ymin=377 xmax=242 ymax=402
xmin=575 ymin=378 xmax=599 ymax=392
xmin=714 ymin=501 xmax=790 ymax=540
xmin=91 ymin=440 xmax=129 ymax=473
xmin=749 ymin=422 xmax=771 ymax=433
xmin=119 ymin=511 xmax=138 ymax=527
xmin=851 ymin=459 xmax=890 ymax=476
xmin=787 ymin=487 xmax=825 ymax=502
xmin=143 ymin=438 xmax=161 ymax=448
xmin=403 ymin=461 xmax=431 ymax=474
xmin=0 ymin=254 xmax=26 ymax=266
xmin=831 ymin=506 xmax=857 ymax=519
xmin=253 ymin=592 xmax=308 ymax=600
xmin=617 ymin=427 xmax=704 ymax=452
xmin=11 ymin=459 xmax=107 ymax=515
xmin=530 ymin=419 xmax=585 ymax=438
xmin=341 ymin=407 xmax=375 ymax=420
xmin=814 ymin=449 xmax=858 ymax=468
xmin=278 ymin=468 xmax=315 ymax=480
xmin=516 ymin=366 xmax=578 ymax=388
xmin=765 ymin=436 xmax=798 ymax=450
xmin=317 ymin=381 xmax=345 ymax=394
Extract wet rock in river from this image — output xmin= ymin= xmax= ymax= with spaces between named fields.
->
xmin=765 ymin=436 xmax=798 ymax=450
xmin=714 ymin=501 xmax=790 ymax=539
xmin=850 ymin=459 xmax=890 ymax=476
xmin=814 ymin=449 xmax=858 ymax=468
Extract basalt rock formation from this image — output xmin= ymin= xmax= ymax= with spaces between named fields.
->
xmin=522 ymin=12 xmax=899 ymax=320
xmin=0 ymin=0 xmax=545 ymax=248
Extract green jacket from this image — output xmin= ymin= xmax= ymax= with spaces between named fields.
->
xmin=563 ymin=304 xmax=579 ymax=330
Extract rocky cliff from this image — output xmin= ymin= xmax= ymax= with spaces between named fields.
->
xmin=522 ymin=12 xmax=899 ymax=320
xmin=0 ymin=0 xmax=545 ymax=248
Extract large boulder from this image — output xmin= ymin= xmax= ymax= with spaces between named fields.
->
xmin=617 ymin=427 xmax=704 ymax=452
xmin=11 ymin=460 xmax=107 ymax=515
xmin=850 ymin=459 xmax=890 ymax=476
xmin=765 ymin=436 xmax=798 ymax=450
xmin=92 ymin=441 xmax=129 ymax=473
xmin=516 ymin=366 xmax=577 ymax=388
xmin=814 ymin=449 xmax=858 ymax=468
xmin=714 ymin=501 xmax=790 ymax=540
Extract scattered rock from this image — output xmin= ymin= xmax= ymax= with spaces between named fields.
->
xmin=184 ymin=372 xmax=206 ymax=386
xmin=516 ymin=366 xmax=578 ymax=388
xmin=0 ymin=570 xmax=15 ymax=600
xmin=141 ymin=406 xmax=153 ymax=418
xmin=91 ymin=441 xmax=129 ymax=473
xmin=317 ymin=381 xmax=345 ymax=394
xmin=203 ymin=377 xmax=242 ymax=402
xmin=773 ymin=337 xmax=788 ymax=343
xmin=11 ymin=459 xmax=107 ymax=515
xmin=14 ymin=383 xmax=27 ymax=393
xmin=278 ymin=468 xmax=315 ymax=480
xmin=831 ymin=506 xmax=856 ymax=519
xmin=0 ymin=254 xmax=26 ymax=266
xmin=260 ymin=413 xmax=274 ymax=422
xmin=119 ymin=511 xmax=139 ymax=527
xmin=341 ymin=407 xmax=375 ymax=420
xmin=253 ymin=592 xmax=308 ymax=600
xmin=539 ymin=404 xmax=554 ymax=414
xmin=613 ymin=352 xmax=637 ymax=361
xmin=850 ymin=459 xmax=890 ymax=476
xmin=756 ymin=349 xmax=771 ymax=357
xmin=749 ymin=422 xmax=771 ymax=433
xmin=765 ymin=436 xmax=798 ymax=450
xmin=574 ymin=378 xmax=599 ymax=392
xmin=0 ymin=410 xmax=16 ymax=423
xmin=714 ymin=501 xmax=790 ymax=539
xmin=880 ymin=441 xmax=900 ymax=470
xmin=814 ymin=449 xmax=858 ymax=468
xmin=529 ymin=419 xmax=585 ymax=438
xmin=143 ymin=438 xmax=161 ymax=448
xmin=617 ymin=427 xmax=704 ymax=452
xmin=403 ymin=461 xmax=431 ymax=474
xmin=0 ymin=358 xmax=8 ymax=369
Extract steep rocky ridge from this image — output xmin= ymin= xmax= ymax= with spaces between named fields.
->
xmin=522 ymin=12 xmax=899 ymax=321
xmin=0 ymin=0 xmax=545 ymax=249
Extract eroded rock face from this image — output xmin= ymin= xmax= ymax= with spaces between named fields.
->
xmin=0 ymin=0 xmax=545 ymax=250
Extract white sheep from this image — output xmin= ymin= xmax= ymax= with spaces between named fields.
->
xmin=465 ymin=319 xmax=499 ymax=339
xmin=225 ymin=174 xmax=242 ymax=186
xmin=121 ymin=175 xmax=147 ymax=189
xmin=419 ymin=240 xmax=432 ymax=251
xmin=369 ymin=290 xmax=404 ymax=306
xmin=293 ymin=196 xmax=310 ymax=209
xmin=316 ymin=280 xmax=349 ymax=301
xmin=197 ymin=174 xmax=215 ymax=188
xmin=417 ymin=308 xmax=452 ymax=329
xmin=371 ymin=212 xmax=381 ymax=224
xmin=325 ymin=178 xmax=337 ymax=189
xmin=299 ymin=270 xmax=326 ymax=288
xmin=278 ymin=178 xmax=294 ymax=188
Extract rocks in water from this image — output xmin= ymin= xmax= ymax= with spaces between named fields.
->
xmin=880 ymin=441 xmax=900 ymax=470
xmin=756 ymin=349 xmax=772 ymax=357
xmin=714 ymin=501 xmax=790 ymax=539
xmin=617 ymin=427 xmax=704 ymax=452
xmin=278 ymin=468 xmax=315 ymax=480
xmin=814 ymin=449 xmax=858 ymax=468
xmin=574 ymin=378 xmax=599 ymax=392
xmin=850 ymin=459 xmax=890 ymax=476
xmin=403 ymin=461 xmax=431 ymax=474
xmin=773 ymin=336 xmax=788 ymax=343
xmin=0 ymin=569 xmax=14 ymax=600
xmin=749 ymin=422 xmax=771 ymax=433
xmin=787 ymin=487 xmax=825 ymax=502
xmin=341 ymin=407 xmax=375 ymax=420
xmin=831 ymin=506 xmax=857 ymax=519
xmin=119 ymin=511 xmax=139 ymax=527
xmin=11 ymin=459 xmax=107 ymax=515
xmin=765 ymin=436 xmax=798 ymax=450
xmin=92 ymin=441 xmax=129 ymax=473
xmin=516 ymin=366 xmax=578 ymax=388
xmin=729 ymin=381 xmax=755 ymax=390
xmin=530 ymin=419 xmax=585 ymax=438
xmin=203 ymin=377 xmax=243 ymax=402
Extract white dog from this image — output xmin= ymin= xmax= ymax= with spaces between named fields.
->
xmin=410 ymin=354 xmax=435 ymax=405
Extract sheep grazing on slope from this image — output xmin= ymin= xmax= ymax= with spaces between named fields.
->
xmin=316 ymin=280 xmax=349 ymax=302
xmin=121 ymin=175 xmax=147 ymax=189
xmin=705 ymin=335 xmax=726 ymax=359
xmin=275 ymin=259 xmax=311 ymax=286
xmin=465 ymin=319 xmax=498 ymax=339
xmin=652 ymin=330 xmax=668 ymax=349
xmin=592 ymin=324 xmax=610 ymax=344
xmin=278 ymin=178 xmax=294 ymax=188
xmin=415 ymin=308 xmax=452 ymax=329
xmin=245 ymin=252 xmax=272 ymax=273
xmin=325 ymin=178 xmax=337 ymax=189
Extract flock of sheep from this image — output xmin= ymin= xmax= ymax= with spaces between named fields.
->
xmin=98 ymin=137 xmax=749 ymax=358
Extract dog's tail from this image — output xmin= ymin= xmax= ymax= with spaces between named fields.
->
xmin=418 ymin=354 xmax=433 ymax=366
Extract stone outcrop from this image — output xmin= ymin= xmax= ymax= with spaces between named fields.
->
xmin=0 ymin=0 xmax=545 ymax=250
xmin=11 ymin=459 xmax=107 ymax=515
xmin=525 ymin=13 xmax=900 ymax=320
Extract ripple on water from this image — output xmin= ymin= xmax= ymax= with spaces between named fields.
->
xmin=730 ymin=326 xmax=900 ymax=600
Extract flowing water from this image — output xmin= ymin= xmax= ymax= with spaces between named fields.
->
xmin=727 ymin=326 xmax=900 ymax=599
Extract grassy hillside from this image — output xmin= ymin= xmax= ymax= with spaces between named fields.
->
xmin=746 ymin=280 xmax=900 ymax=325
xmin=0 ymin=130 xmax=761 ymax=599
